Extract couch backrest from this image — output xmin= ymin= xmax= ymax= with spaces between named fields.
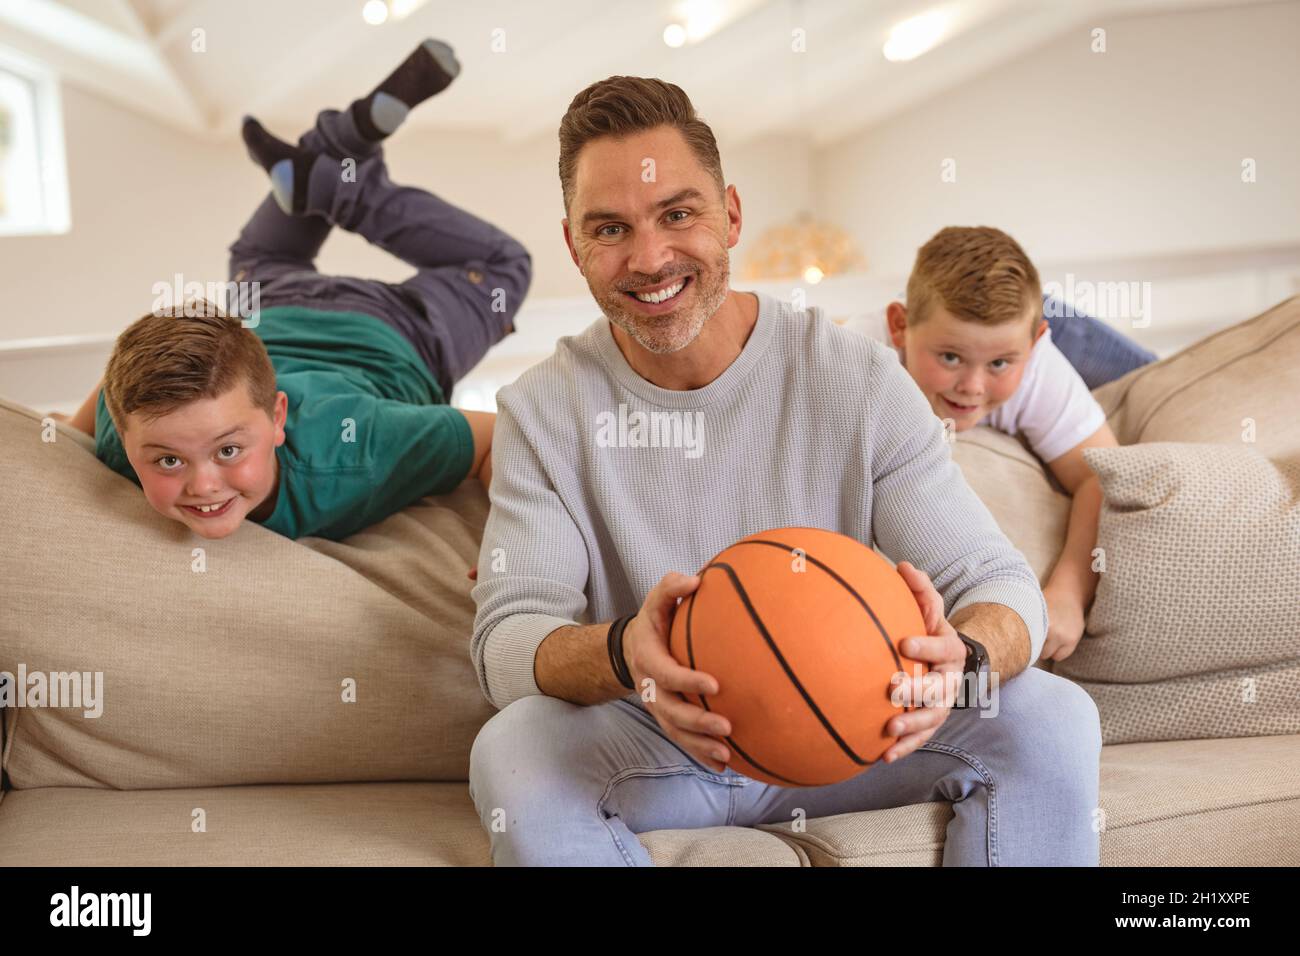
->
xmin=1095 ymin=294 xmax=1300 ymax=458
xmin=0 ymin=397 xmax=494 ymax=790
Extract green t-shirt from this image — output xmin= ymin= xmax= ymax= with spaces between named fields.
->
xmin=95 ymin=305 xmax=474 ymax=540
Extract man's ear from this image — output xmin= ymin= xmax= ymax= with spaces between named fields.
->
xmin=725 ymin=184 xmax=742 ymax=249
xmin=272 ymin=390 xmax=288 ymax=446
xmin=885 ymin=301 xmax=909 ymax=348
xmin=561 ymin=218 xmax=583 ymax=273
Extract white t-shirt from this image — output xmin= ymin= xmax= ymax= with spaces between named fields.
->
xmin=841 ymin=309 xmax=1106 ymax=464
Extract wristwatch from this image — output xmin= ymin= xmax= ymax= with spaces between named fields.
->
xmin=951 ymin=631 xmax=988 ymax=710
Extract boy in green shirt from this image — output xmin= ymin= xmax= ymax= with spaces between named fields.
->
xmin=62 ymin=40 xmax=529 ymax=541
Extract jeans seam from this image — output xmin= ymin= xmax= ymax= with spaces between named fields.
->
xmin=919 ymin=740 xmax=999 ymax=866
xmin=596 ymin=764 xmax=740 ymax=866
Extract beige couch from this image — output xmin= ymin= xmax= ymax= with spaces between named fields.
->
xmin=2 ymin=297 xmax=1298 ymax=866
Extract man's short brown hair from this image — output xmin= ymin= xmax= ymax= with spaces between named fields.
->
xmin=906 ymin=226 xmax=1043 ymax=334
xmin=557 ymin=75 xmax=724 ymax=212
xmin=102 ymin=301 xmax=277 ymax=432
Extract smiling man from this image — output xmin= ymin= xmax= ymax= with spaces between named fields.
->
xmin=468 ymin=76 xmax=1102 ymax=866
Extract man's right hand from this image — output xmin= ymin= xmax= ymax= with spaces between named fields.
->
xmin=622 ymin=571 xmax=732 ymax=774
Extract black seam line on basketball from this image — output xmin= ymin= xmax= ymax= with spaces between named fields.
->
xmin=701 ymin=560 xmax=872 ymax=768
xmin=685 ymin=578 xmax=820 ymax=787
xmin=734 ymin=538 xmax=915 ymax=713
xmin=722 ymin=734 xmax=820 ymax=787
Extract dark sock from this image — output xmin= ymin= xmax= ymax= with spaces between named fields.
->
xmin=350 ymin=38 xmax=460 ymax=142
xmin=241 ymin=116 xmax=314 ymax=215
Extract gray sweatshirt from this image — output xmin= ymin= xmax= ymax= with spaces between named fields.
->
xmin=470 ymin=292 xmax=1047 ymax=710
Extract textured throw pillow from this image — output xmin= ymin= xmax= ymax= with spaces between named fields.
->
xmin=1055 ymin=442 xmax=1300 ymax=745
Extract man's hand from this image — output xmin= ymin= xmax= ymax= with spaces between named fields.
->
xmin=884 ymin=561 xmax=967 ymax=764
xmin=623 ymin=571 xmax=732 ymax=774
xmin=1040 ymin=583 xmax=1086 ymax=662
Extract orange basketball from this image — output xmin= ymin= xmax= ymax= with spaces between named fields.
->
xmin=667 ymin=527 xmax=928 ymax=787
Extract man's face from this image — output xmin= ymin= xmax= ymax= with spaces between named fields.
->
xmin=892 ymin=304 xmax=1041 ymax=431
xmin=562 ymin=125 xmax=740 ymax=354
xmin=121 ymin=383 xmax=286 ymax=539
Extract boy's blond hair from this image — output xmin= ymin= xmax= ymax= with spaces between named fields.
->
xmin=905 ymin=226 xmax=1043 ymax=334
xmin=102 ymin=301 xmax=277 ymax=432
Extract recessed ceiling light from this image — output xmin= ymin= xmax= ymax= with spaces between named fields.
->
xmin=680 ymin=0 xmax=725 ymax=42
xmin=362 ymin=0 xmax=389 ymax=26
xmin=663 ymin=23 xmax=687 ymax=48
xmin=883 ymin=9 xmax=948 ymax=62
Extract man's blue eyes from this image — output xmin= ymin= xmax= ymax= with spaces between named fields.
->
xmin=598 ymin=211 xmax=690 ymax=236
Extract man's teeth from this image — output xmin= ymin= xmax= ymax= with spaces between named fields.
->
xmin=633 ymin=279 xmax=685 ymax=304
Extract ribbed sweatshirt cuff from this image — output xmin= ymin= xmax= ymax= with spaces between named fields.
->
xmin=949 ymin=578 xmax=1048 ymax=667
xmin=481 ymin=613 xmax=580 ymax=709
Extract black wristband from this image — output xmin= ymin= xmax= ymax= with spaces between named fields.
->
xmin=607 ymin=615 xmax=636 ymax=690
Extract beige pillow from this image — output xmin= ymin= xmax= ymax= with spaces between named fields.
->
xmin=0 ymin=396 xmax=494 ymax=790
xmin=1095 ymin=294 xmax=1300 ymax=458
xmin=1055 ymin=442 xmax=1300 ymax=745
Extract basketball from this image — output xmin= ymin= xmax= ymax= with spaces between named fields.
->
xmin=667 ymin=527 xmax=929 ymax=787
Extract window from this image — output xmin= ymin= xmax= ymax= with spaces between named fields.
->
xmin=0 ymin=47 xmax=69 ymax=236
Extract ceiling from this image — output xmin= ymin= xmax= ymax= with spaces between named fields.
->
xmin=0 ymin=0 xmax=1276 ymax=146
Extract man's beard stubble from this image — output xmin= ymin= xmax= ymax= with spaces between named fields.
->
xmin=593 ymin=249 xmax=731 ymax=355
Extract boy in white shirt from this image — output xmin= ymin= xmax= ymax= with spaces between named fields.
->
xmin=883 ymin=226 xmax=1118 ymax=663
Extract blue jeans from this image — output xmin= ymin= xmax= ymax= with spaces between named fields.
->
xmin=468 ymin=666 xmax=1102 ymax=866
xmin=1042 ymin=296 xmax=1156 ymax=389
xmin=227 ymin=107 xmax=531 ymax=399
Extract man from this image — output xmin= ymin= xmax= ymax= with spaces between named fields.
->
xmin=468 ymin=76 xmax=1102 ymax=866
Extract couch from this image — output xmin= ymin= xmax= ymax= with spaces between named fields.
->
xmin=2 ymin=296 xmax=1298 ymax=866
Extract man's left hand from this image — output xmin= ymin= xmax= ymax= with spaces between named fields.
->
xmin=883 ymin=561 xmax=967 ymax=764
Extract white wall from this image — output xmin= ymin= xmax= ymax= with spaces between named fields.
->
xmin=815 ymin=0 xmax=1300 ymax=278
xmin=0 ymin=83 xmax=251 ymax=342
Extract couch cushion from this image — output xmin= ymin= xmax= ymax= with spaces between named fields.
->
xmin=1097 ymin=734 xmax=1300 ymax=866
xmin=0 ymin=395 xmax=495 ymax=790
xmin=1094 ymin=294 xmax=1300 ymax=458
xmin=3 ymin=738 xmax=1294 ymax=866
xmin=0 ymin=781 xmax=804 ymax=867
xmin=756 ymin=801 xmax=951 ymax=866
xmin=1055 ymin=442 xmax=1300 ymax=745
xmin=0 ymin=782 xmax=489 ymax=866
xmin=640 ymin=825 xmax=806 ymax=866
